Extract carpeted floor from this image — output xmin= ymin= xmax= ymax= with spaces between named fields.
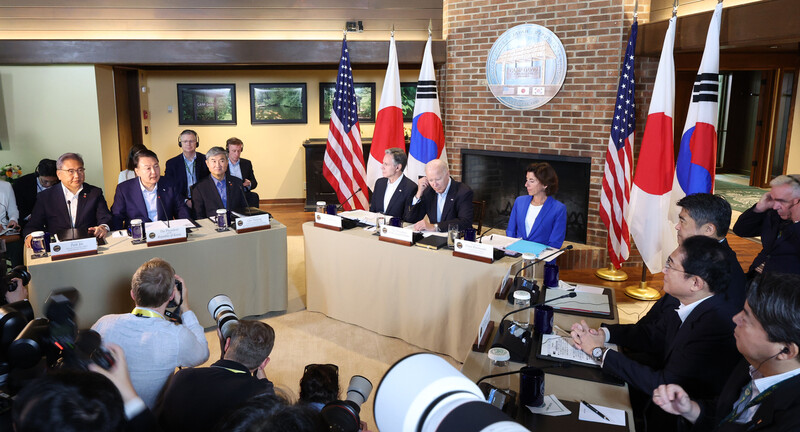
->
xmin=715 ymin=179 xmax=767 ymax=212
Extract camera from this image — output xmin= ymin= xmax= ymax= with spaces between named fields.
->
xmin=321 ymin=375 xmax=373 ymax=432
xmin=208 ymin=294 xmax=239 ymax=356
xmin=164 ymin=280 xmax=183 ymax=323
xmin=1 ymin=266 xmax=31 ymax=306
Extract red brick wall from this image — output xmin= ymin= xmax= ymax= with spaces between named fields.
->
xmin=442 ymin=0 xmax=659 ymax=264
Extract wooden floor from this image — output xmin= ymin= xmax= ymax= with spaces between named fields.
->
xmin=263 ymin=202 xmax=764 ymax=306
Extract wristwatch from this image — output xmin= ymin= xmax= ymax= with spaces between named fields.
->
xmin=591 ymin=346 xmax=608 ymax=362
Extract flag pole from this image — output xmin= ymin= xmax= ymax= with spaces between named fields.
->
xmin=624 ymin=264 xmax=661 ymax=300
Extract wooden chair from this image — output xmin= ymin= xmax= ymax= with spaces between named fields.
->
xmin=472 ymin=200 xmax=486 ymax=234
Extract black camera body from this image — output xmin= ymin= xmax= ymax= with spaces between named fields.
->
xmin=1 ymin=266 xmax=31 ymax=306
xmin=164 ymin=280 xmax=183 ymax=323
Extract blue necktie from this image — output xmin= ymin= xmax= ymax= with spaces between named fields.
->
xmin=216 ymin=180 xmax=227 ymax=208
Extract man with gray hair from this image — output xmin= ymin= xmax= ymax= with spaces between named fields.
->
xmin=191 ymin=146 xmax=246 ymax=218
xmin=405 ymin=159 xmax=474 ymax=232
xmin=22 ymin=152 xmax=112 ymax=246
xmin=369 ymin=147 xmax=417 ymax=219
xmin=733 ymin=174 xmax=800 ymax=276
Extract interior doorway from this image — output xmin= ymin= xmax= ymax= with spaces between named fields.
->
xmin=113 ymin=67 xmax=143 ymax=171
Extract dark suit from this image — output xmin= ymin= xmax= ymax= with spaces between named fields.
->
xmin=164 ymin=153 xmax=210 ymax=200
xmin=506 ymin=195 xmax=567 ymax=248
xmin=156 ymin=359 xmax=275 ymax=432
xmin=690 ymin=359 xmax=800 ymax=432
xmin=602 ymin=295 xmax=741 ymax=431
xmin=13 ymin=173 xmax=57 ymax=225
xmin=191 ymin=174 xmax=247 ymax=219
xmin=22 ymin=183 xmax=112 ymax=238
xmin=369 ymin=175 xmax=418 ymax=219
xmin=732 ymin=205 xmax=800 ymax=275
xmin=404 ymin=178 xmax=474 ymax=232
xmin=226 ymin=158 xmax=259 ymax=207
xmin=110 ymin=177 xmax=191 ymax=230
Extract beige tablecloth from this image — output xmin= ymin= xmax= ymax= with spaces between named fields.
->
xmin=303 ymin=222 xmax=514 ymax=360
xmin=25 ymin=219 xmax=288 ymax=328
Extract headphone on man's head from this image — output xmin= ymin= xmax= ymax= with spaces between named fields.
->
xmin=178 ymin=129 xmax=199 ymax=148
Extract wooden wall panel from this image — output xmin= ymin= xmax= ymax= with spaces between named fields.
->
xmin=0 ymin=0 xmax=444 ymax=40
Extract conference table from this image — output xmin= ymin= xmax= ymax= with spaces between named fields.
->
xmin=303 ymin=222 xmax=514 ymax=360
xmin=460 ymin=284 xmax=634 ymax=431
xmin=24 ymin=218 xmax=288 ymax=328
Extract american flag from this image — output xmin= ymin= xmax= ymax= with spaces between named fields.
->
xmin=323 ymin=38 xmax=369 ymax=210
xmin=599 ymin=21 xmax=637 ymax=269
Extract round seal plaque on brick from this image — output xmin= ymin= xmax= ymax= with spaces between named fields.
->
xmin=486 ymin=24 xmax=567 ymax=110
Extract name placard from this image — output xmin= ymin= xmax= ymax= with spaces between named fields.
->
xmin=146 ymin=226 xmax=187 ymax=246
xmin=314 ymin=212 xmax=343 ymax=231
xmin=234 ymin=214 xmax=271 ymax=233
xmin=454 ymin=239 xmax=496 ymax=263
xmin=50 ymin=238 xmax=98 ymax=260
xmin=379 ymin=225 xmax=415 ymax=244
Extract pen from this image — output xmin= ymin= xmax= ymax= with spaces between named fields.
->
xmin=581 ymin=400 xmax=611 ymax=421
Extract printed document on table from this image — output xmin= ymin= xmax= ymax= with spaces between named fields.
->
xmin=527 ymin=395 xmax=571 ymax=416
xmin=539 ymin=334 xmax=617 ymax=366
xmin=545 ymin=290 xmax=611 ymax=315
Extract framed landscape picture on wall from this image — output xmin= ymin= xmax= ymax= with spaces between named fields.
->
xmin=400 ymin=82 xmax=417 ymax=122
xmin=177 ymin=84 xmax=236 ymax=125
xmin=319 ymin=82 xmax=376 ymax=124
xmin=249 ymin=83 xmax=307 ymax=124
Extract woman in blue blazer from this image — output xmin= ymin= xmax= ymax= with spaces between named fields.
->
xmin=506 ymin=162 xmax=567 ymax=248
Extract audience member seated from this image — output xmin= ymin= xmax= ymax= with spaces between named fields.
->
xmin=652 ymin=272 xmax=800 ymax=431
xmin=299 ymin=363 xmax=340 ymax=412
xmin=157 ymin=320 xmax=276 ymax=432
xmin=571 ymin=236 xmax=741 ymax=432
xmin=505 ymin=162 xmax=567 ymax=247
xmin=119 ymin=144 xmax=147 ymax=184
xmin=164 ymin=129 xmax=210 ymax=207
xmin=369 ymin=148 xmax=417 ymax=219
xmin=733 ymin=174 xmax=800 ymax=276
xmin=215 ymin=394 xmax=324 ymax=432
xmin=225 ymin=137 xmax=260 ymax=207
xmin=0 ymin=179 xmax=20 ymax=232
xmin=405 ymin=159 xmax=473 ymax=232
xmin=12 ymin=158 xmax=58 ymax=226
xmin=22 ymin=153 xmax=112 ymax=247
xmin=111 ymin=149 xmax=191 ymax=230
xmin=191 ymin=146 xmax=247 ymax=219
xmin=91 ymin=258 xmax=209 ymax=408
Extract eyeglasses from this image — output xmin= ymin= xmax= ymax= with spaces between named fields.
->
xmin=664 ymin=257 xmax=693 ymax=276
xmin=58 ymin=168 xmax=86 ymax=176
xmin=304 ymin=363 xmax=338 ymax=376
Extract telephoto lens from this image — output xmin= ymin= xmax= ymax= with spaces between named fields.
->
xmin=207 ymin=295 xmax=239 ymax=340
xmin=321 ymin=375 xmax=373 ymax=432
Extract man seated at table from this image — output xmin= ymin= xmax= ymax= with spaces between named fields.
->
xmin=22 ymin=152 xmax=112 ymax=247
xmin=91 ymin=258 xmax=209 ymax=409
xmin=111 ymin=149 xmax=191 ymax=230
xmin=369 ymin=148 xmax=417 ymax=219
xmin=225 ymin=137 xmax=260 ymax=208
xmin=191 ymin=146 xmax=247 ymax=219
xmin=404 ymin=159 xmax=473 ymax=232
xmin=157 ymin=320 xmax=276 ymax=432
xmin=652 ymin=272 xmax=800 ymax=431
xmin=13 ymin=158 xmax=58 ymax=226
xmin=733 ymin=174 xmax=800 ymax=277
xmin=571 ymin=236 xmax=741 ymax=432
xmin=164 ymin=129 xmax=210 ymax=208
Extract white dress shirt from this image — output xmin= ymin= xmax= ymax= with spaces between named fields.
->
xmin=524 ymin=202 xmax=543 ymax=237
xmin=0 ymin=180 xmax=19 ymax=226
xmin=382 ymin=176 xmax=402 ymax=213
xmin=61 ymin=183 xmax=84 ymax=227
xmin=139 ymin=179 xmax=159 ymax=221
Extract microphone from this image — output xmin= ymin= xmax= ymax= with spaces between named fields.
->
xmin=499 ymin=291 xmax=577 ymax=335
xmin=157 ymin=194 xmax=171 ymax=228
xmin=337 ymin=187 xmax=362 ymax=211
xmin=506 ymin=244 xmax=573 ymax=303
xmin=477 ymin=227 xmax=496 ymax=243
xmin=514 ymin=244 xmax=574 ymax=280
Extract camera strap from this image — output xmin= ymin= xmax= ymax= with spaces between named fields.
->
xmin=132 ymin=307 xmax=165 ymax=319
xmin=210 ymin=365 xmax=248 ymax=374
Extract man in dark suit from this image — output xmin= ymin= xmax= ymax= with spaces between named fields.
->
xmin=653 ymin=272 xmax=800 ymax=431
xmin=110 ymin=149 xmax=191 ymax=230
xmin=163 ymin=129 xmax=210 ymax=207
xmin=571 ymin=236 xmax=741 ymax=431
xmin=369 ymin=148 xmax=417 ymax=219
xmin=22 ymin=153 xmax=112 ymax=247
xmin=225 ymin=137 xmax=260 ymax=207
xmin=12 ymin=158 xmax=58 ymax=226
xmin=191 ymin=146 xmax=247 ymax=218
xmin=405 ymin=159 xmax=473 ymax=232
xmin=733 ymin=174 xmax=800 ymax=277
xmin=156 ymin=320 xmax=276 ymax=432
